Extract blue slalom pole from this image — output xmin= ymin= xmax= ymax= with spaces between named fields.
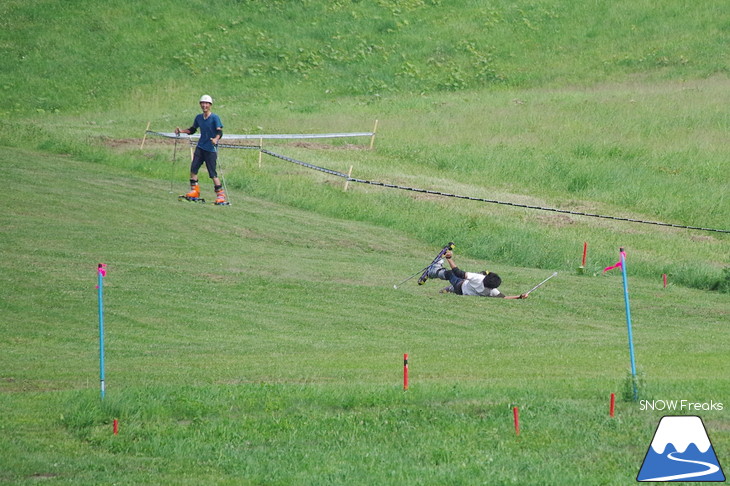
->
xmin=97 ymin=263 xmax=106 ymax=400
xmin=619 ymin=248 xmax=638 ymax=401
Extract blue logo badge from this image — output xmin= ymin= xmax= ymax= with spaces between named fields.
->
xmin=637 ymin=416 xmax=725 ymax=482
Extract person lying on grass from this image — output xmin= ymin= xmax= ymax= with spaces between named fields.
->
xmin=424 ymin=250 xmax=528 ymax=299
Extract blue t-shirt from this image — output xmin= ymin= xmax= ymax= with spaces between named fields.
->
xmin=193 ymin=113 xmax=223 ymax=152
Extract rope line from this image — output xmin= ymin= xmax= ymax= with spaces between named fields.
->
xmin=262 ymin=149 xmax=350 ymax=178
xmin=262 ymin=149 xmax=729 ymax=234
xmin=216 ymin=143 xmax=260 ymax=149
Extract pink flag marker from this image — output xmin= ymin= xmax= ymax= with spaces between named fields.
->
xmin=603 ymin=251 xmax=626 ymax=273
xmin=403 ymin=353 xmax=409 ymax=391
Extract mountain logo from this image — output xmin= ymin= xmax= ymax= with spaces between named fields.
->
xmin=637 ymin=415 xmax=725 ymax=482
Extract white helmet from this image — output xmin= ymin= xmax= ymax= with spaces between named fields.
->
xmin=199 ymin=94 xmax=213 ymax=104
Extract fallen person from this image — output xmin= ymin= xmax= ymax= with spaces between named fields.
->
xmin=423 ymin=250 xmax=528 ymax=299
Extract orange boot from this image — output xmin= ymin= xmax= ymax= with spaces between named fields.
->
xmin=214 ymin=188 xmax=229 ymax=205
xmin=180 ymin=181 xmax=202 ymax=202
xmin=185 ymin=182 xmax=200 ymax=198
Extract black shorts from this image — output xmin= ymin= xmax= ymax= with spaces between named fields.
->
xmin=190 ymin=147 xmax=218 ymax=178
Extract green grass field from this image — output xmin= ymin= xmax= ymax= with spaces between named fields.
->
xmin=1 ymin=143 xmax=728 ymax=484
xmin=1 ymin=0 xmax=728 ymax=484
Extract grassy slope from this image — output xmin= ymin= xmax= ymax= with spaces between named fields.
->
xmin=2 ymin=0 xmax=728 ymax=114
xmin=1 ymin=148 xmax=728 ymax=484
xmin=1 ymin=0 xmax=729 ymax=483
xmin=13 ymin=76 xmax=730 ymax=294
xmin=2 ymin=0 xmax=727 ymax=291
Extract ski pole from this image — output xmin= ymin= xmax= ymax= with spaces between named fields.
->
xmin=170 ymin=133 xmax=179 ymax=193
xmin=524 ymin=272 xmax=558 ymax=296
xmin=214 ymin=142 xmax=232 ymax=205
xmin=396 ymin=242 xmax=455 ymax=289
xmin=394 ymin=265 xmax=430 ymax=289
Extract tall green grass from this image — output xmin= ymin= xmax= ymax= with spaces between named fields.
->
xmin=2 ymin=0 xmax=728 ymax=115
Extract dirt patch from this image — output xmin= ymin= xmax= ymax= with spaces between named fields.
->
xmin=28 ymin=473 xmax=60 ymax=479
xmin=534 ymin=213 xmax=576 ymax=228
xmin=407 ymin=191 xmax=446 ymax=203
xmin=100 ymin=136 xmax=173 ymax=149
xmin=689 ymin=234 xmax=717 ymax=243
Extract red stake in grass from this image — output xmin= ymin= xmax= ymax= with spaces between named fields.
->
xmin=513 ymin=406 xmax=520 ymax=435
xmin=403 ymin=353 xmax=409 ymax=391
xmin=663 ymin=273 xmax=668 ymax=288
xmin=113 ymin=419 xmax=119 ymax=435
xmin=610 ymin=393 xmax=615 ymax=418
xmin=578 ymin=241 xmax=588 ymax=274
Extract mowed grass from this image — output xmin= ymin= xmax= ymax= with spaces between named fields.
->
xmin=1 ymin=149 xmax=728 ymax=484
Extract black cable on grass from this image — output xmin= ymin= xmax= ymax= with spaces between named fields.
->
xmin=260 ymin=149 xmax=730 ymax=234
xmin=261 ymin=149 xmax=350 ymax=178
xmin=215 ymin=143 xmax=261 ymax=150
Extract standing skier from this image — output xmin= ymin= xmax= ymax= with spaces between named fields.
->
xmin=423 ymin=249 xmax=528 ymax=299
xmin=175 ymin=95 xmax=227 ymax=205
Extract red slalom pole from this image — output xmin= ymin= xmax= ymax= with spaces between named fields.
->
xmin=113 ymin=419 xmax=119 ymax=435
xmin=403 ymin=354 xmax=409 ymax=391
xmin=578 ymin=242 xmax=588 ymax=274
xmin=663 ymin=273 xmax=667 ymax=288
xmin=513 ymin=407 xmax=520 ymax=435
xmin=610 ymin=393 xmax=615 ymax=418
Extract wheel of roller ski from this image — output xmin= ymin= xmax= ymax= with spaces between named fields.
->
xmin=417 ymin=242 xmax=455 ymax=285
xmin=178 ymin=195 xmax=205 ymax=203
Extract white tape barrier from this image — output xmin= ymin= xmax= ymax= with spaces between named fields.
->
xmin=147 ymin=131 xmax=373 ymax=140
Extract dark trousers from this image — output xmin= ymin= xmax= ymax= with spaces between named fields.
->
xmin=190 ymin=147 xmax=218 ymax=178
xmin=441 ymin=269 xmax=465 ymax=295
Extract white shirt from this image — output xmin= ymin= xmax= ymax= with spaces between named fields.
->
xmin=461 ymin=272 xmax=505 ymax=297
